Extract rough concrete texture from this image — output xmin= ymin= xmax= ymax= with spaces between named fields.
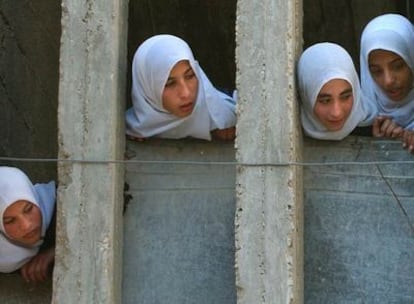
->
xmin=123 ymin=139 xmax=237 ymax=304
xmin=304 ymin=136 xmax=414 ymax=303
xmin=234 ymin=0 xmax=303 ymax=303
xmin=54 ymin=0 xmax=128 ymax=303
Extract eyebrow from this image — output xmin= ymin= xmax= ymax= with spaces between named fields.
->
xmin=340 ymin=88 xmax=353 ymax=95
xmin=317 ymin=88 xmax=352 ymax=98
xmin=369 ymin=57 xmax=404 ymax=67
xmin=317 ymin=93 xmax=331 ymax=98
xmin=167 ymin=67 xmax=194 ymax=81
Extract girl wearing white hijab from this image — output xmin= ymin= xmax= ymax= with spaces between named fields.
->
xmin=125 ymin=34 xmax=237 ymax=141
xmin=297 ymin=42 xmax=376 ymax=140
xmin=360 ymin=14 xmax=414 ymax=135
xmin=0 ymin=166 xmax=56 ymax=282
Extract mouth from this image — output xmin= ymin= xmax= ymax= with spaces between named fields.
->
xmin=180 ymin=102 xmax=194 ymax=114
xmin=327 ymin=119 xmax=345 ymax=130
xmin=386 ymin=88 xmax=403 ymax=100
xmin=24 ymin=227 xmax=40 ymax=240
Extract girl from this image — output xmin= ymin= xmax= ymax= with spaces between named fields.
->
xmin=0 ymin=166 xmax=56 ymax=283
xmin=125 ymin=34 xmax=237 ymax=141
xmin=360 ymin=13 xmax=414 ymax=139
xmin=297 ymin=42 xmax=376 ymax=140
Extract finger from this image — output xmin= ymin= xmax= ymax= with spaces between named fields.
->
xmin=372 ymin=117 xmax=384 ymax=137
xmin=391 ymin=127 xmax=403 ymax=138
xmin=20 ymin=265 xmax=30 ymax=283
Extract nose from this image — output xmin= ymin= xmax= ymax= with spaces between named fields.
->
xmin=383 ymin=69 xmax=395 ymax=87
xmin=177 ymin=80 xmax=191 ymax=98
xmin=330 ymin=100 xmax=343 ymax=119
xmin=19 ymin=216 xmax=33 ymax=232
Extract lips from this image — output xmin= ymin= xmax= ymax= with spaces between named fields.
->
xmin=180 ymin=102 xmax=194 ymax=113
xmin=386 ymin=88 xmax=403 ymax=100
xmin=327 ymin=119 xmax=346 ymax=130
xmin=24 ymin=227 xmax=40 ymax=240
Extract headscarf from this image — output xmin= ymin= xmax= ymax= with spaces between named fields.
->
xmin=297 ymin=42 xmax=377 ymax=140
xmin=125 ymin=34 xmax=236 ymax=140
xmin=0 ymin=167 xmax=56 ymax=273
xmin=360 ymin=13 xmax=414 ymax=129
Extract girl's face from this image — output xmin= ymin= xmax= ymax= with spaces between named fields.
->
xmin=3 ymin=200 xmax=42 ymax=246
xmin=368 ymin=49 xmax=413 ymax=102
xmin=313 ymin=79 xmax=354 ymax=131
xmin=162 ymin=60 xmax=199 ymax=117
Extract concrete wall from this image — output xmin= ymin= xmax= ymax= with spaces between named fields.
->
xmin=303 ymin=136 xmax=414 ymax=303
xmin=123 ymin=140 xmax=237 ymax=304
xmin=235 ymin=0 xmax=303 ymax=303
xmin=54 ymin=0 xmax=128 ymax=303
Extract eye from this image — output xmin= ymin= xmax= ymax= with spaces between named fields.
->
xmin=391 ymin=60 xmax=406 ymax=71
xmin=164 ymin=79 xmax=176 ymax=88
xmin=340 ymin=92 xmax=353 ymax=101
xmin=23 ymin=203 xmax=33 ymax=214
xmin=184 ymin=71 xmax=196 ymax=80
xmin=317 ymin=97 xmax=331 ymax=104
xmin=3 ymin=217 xmax=15 ymax=225
xmin=369 ymin=67 xmax=382 ymax=77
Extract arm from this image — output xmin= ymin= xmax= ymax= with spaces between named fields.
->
xmin=211 ymin=127 xmax=236 ymax=141
xmin=20 ymin=199 xmax=57 ymax=283
xmin=20 ymin=246 xmax=55 ymax=283
xmin=127 ymin=134 xmax=146 ymax=142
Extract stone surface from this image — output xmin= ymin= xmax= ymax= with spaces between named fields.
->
xmin=123 ymin=139 xmax=237 ymax=304
xmin=304 ymin=136 xmax=414 ymax=303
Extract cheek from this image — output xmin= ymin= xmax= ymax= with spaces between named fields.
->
xmin=33 ymin=213 xmax=42 ymax=227
xmin=4 ymin=225 xmax=19 ymax=239
xmin=344 ymin=100 xmax=354 ymax=116
xmin=161 ymin=91 xmax=173 ymax=110
xmin=313 ymin=105 xmax=327 ymax=121
xmin=190 ymin=80 xmax=199 ymax=99
xmin=403 ymin=70 xmax=414 ymax=87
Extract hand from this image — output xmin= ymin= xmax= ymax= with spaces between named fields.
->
xmin=211 ymin=127 xmax=236 ymax=141
xmin=127 ymin=135 xmax=145 ymax=142
xmin=20 ymin=247 xmax=55 ymax=283
xmin=372 ymin=116 xmax=403 ymax=138
xmin=402 ymin=130 xmax=414 ymax=154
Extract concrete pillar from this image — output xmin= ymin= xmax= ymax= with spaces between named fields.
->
xmin=235 ymin=0 xmax=303 ymax=303
xmin=54 ymin=1 xmax=128 ymax=303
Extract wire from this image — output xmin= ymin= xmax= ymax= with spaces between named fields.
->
xmin=1 ymin=155 xmax=414 ymax=167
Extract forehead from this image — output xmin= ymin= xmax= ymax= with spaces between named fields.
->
xmin=168 ymin=60 xmax=192 ymax=76
xmin=3 ymin=200 xmax=34 ymax=216
xmin=368 ymin=49 xmax=404 ymax=64
xmin=319 ymin=79 xmax=352 ymax=94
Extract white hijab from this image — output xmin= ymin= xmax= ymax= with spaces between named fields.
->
xmin=297 ymin=42 xmax=377 ymax=140
xmin=125 ymin=34 xmax=237 ymax=140
xmin=0 ymin=167 xmax=56 ymax=273
xmin=360 ymin=14 xmax=414 ymax=129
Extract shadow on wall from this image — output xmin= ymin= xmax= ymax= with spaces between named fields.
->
xmin=303 ymin=0 xmax=409 ymax=72
xmin=0 ymin=1 xmax=61 ymax=181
